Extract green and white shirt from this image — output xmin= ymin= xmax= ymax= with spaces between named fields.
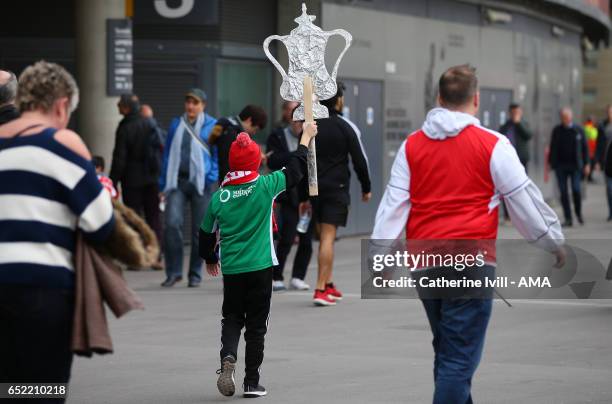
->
xmin=200 ymin=171 xmax=286 ymax=275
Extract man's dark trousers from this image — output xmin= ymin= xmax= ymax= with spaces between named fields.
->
xmin=555 ymin=168 xmax=582 ymax=222
xmin=273 ymin=202 xmax=313 ymax=281
xmin=421 ymin=298 xmax=493 ymax=404
xmin=122 ymin=183 xmax=162 ymax=244
xmin=221 ymin=268 xmax=272 ymax=385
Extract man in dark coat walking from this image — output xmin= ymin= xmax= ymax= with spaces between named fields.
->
xmin=499 ymin=103 xmax=532 ymax=170
xmin=110 ymin=94 xmax=162 ymax=248
xmin=548 ymin=107 xmax=589 ymax=227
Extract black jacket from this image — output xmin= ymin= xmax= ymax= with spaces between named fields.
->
xmin=498 ymin=119 xmax=532 ymax=164
xmin=266 ymin=126 xmax=307 ymax=206
xmin=110 ymin=112 xmax=158 ymax=188
xmin=147 ymin=117 xmax=167 ymax=146
xmin=595 ymin=119 xmax=612 ymax=167
xmin=0 ymin=105 xmax=19 ymax=125
xmin=548 ymin=124 xmax=588 ymax=171
xmin=209 ymin=116 xmax=243 ymax=184
xmin=314 ymin=110 xmax=371 ymax=197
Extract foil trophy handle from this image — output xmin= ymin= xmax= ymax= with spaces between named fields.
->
xmin=328 ymin=29 xmax=353 ymax=83
xmin=303 ymin=76 xmax=318 ymax=196
xmin=263 ymin=35 xmax=289 ymax=81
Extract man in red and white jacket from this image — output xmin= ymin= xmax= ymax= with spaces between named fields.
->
xmin=372 ymin=65 xmax=565 ymax=404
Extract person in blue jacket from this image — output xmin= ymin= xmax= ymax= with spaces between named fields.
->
xmin=159 ymin=88 xmax=218 ymax=287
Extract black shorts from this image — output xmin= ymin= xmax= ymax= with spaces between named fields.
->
xmin=311 ymin=193 xmax=349 ymax=227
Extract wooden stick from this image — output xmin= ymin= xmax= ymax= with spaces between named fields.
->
xmin=303 ymin=76 xmax=318 ymax=196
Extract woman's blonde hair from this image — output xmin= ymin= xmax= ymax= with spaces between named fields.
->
xmin=17 ymin=60 xmax=79 ymax=114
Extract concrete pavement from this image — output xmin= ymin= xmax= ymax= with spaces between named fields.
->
xmin=68 ymin=180 xmax=612 ymax=404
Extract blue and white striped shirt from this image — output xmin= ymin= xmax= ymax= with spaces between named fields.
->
xmin=0 ymin=128 xmax=115 ymax=289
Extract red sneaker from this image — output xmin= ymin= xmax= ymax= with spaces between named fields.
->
xmin=325 ymin=283 xmax=343 ymax=301
xmin=313 ymin=289 xmax=336 ymax=306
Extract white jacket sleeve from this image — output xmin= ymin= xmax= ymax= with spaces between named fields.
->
xmin=371 ymin=140 xmax=411 ymax=240
xmin=490 ymin=136 xmax=564 ymax=252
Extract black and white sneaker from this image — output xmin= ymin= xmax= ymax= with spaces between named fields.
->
xmin=243 ymin=383 xmax=267 ymax=398
xmin=216 ymin=355 xmax=236 ymax=396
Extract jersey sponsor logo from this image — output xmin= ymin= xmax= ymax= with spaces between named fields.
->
xmin=219 ymin=185 xmax=256 ymax=203
xmin=231 ymin=185 xmax=255 ymax=199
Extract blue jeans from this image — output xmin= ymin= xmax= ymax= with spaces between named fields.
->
xmin=421 ymin=298 xmax=493 ymax=404
xmin=164 ymin=179 xmax=212 ymax=282
xmin=555 ymin=168 xmax=582 ymax=222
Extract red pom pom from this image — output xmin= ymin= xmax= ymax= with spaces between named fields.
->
xmin=236 ymin=132 xmax=251 ymax=148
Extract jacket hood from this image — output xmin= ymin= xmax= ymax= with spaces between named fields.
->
xmin=422 ymin=107 xmax=480 ymax=140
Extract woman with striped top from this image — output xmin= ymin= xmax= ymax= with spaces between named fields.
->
xmin=0 ymin=61 xmax=115 ymax=395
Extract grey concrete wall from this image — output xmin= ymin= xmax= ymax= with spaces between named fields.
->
xmin=322 ymin=1 xmax=583 ymax=197
xmin=583 ymin=46 xmax=612 ymax=119
xmin=75 ymin=0 xmax=125 ymax=168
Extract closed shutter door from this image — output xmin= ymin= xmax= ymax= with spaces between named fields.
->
xmin=134 ymin=61 xmax=199 ymax=129
xmin=220 ymin=0 xmax=276 ymax=44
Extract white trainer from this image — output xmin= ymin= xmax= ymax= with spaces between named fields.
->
xmin=272 ymin=280 xmax=286 ymax=291
xmin=290 ymin=278 xmax=310 ymax=290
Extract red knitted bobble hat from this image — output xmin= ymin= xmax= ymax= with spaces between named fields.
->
xmin=228 ymin=132 xmax=261 ymax=172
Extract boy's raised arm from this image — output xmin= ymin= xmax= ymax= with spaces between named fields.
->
xmin=283 ymin=122 xmax=317 ymax=189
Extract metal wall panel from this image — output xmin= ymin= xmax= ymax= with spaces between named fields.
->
xmin=322 ymin=0 xmax=585 ymax=227
xmin=216 ymin=59 xmax=274 ymax=144
xmin=133 ymin=0 xmax=276 ymax=44
xmin=338 ymin=78 xmax=385 ymax=236
xmin=220 ymin=0 xmax=278 ymax=44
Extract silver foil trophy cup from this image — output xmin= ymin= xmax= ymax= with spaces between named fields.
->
xmin=263 ymin=3 xmax=352 ymax=120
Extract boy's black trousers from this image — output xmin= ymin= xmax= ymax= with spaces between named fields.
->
xmin=221 ymin=267 xmax=272 ymax=385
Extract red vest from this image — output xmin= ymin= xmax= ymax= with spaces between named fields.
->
xmin=405 ymin=125 xmax=499 ymax=240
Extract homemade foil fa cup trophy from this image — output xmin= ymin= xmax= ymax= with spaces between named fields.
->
xmin=263 ymin=3 xmax=352 ymax=195
xmin=263 ymin=3 xmax=352 ymax=120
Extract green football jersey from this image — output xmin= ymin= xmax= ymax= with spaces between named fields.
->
xmin=200 ymin=171 xmax=286 ymax=275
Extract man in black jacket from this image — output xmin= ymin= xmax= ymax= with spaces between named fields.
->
xmin=110 ymin=94 xmax=162 ymax=249
xmin=499 ymin=103 xmax=533 ymax=221
xmin=311 ymin=83 xmax=372 ymax=306
xmin=499 ymin=103 xmax=532 ymax=170
xmin=266 ymin=117 xmax=312 ymax=291
xmin=208 ymin=105 xmax=268 ymax=184
xmin=549 ymin=107 xmax=589 ymax=227
xmin=596 ymin=104 xmax=612 ymax=220
xmin=0 ymin=70 xmax=19 ymax=125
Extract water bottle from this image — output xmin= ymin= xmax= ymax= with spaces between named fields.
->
xmin=296 ymin=210 xmax=311 ymax=234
